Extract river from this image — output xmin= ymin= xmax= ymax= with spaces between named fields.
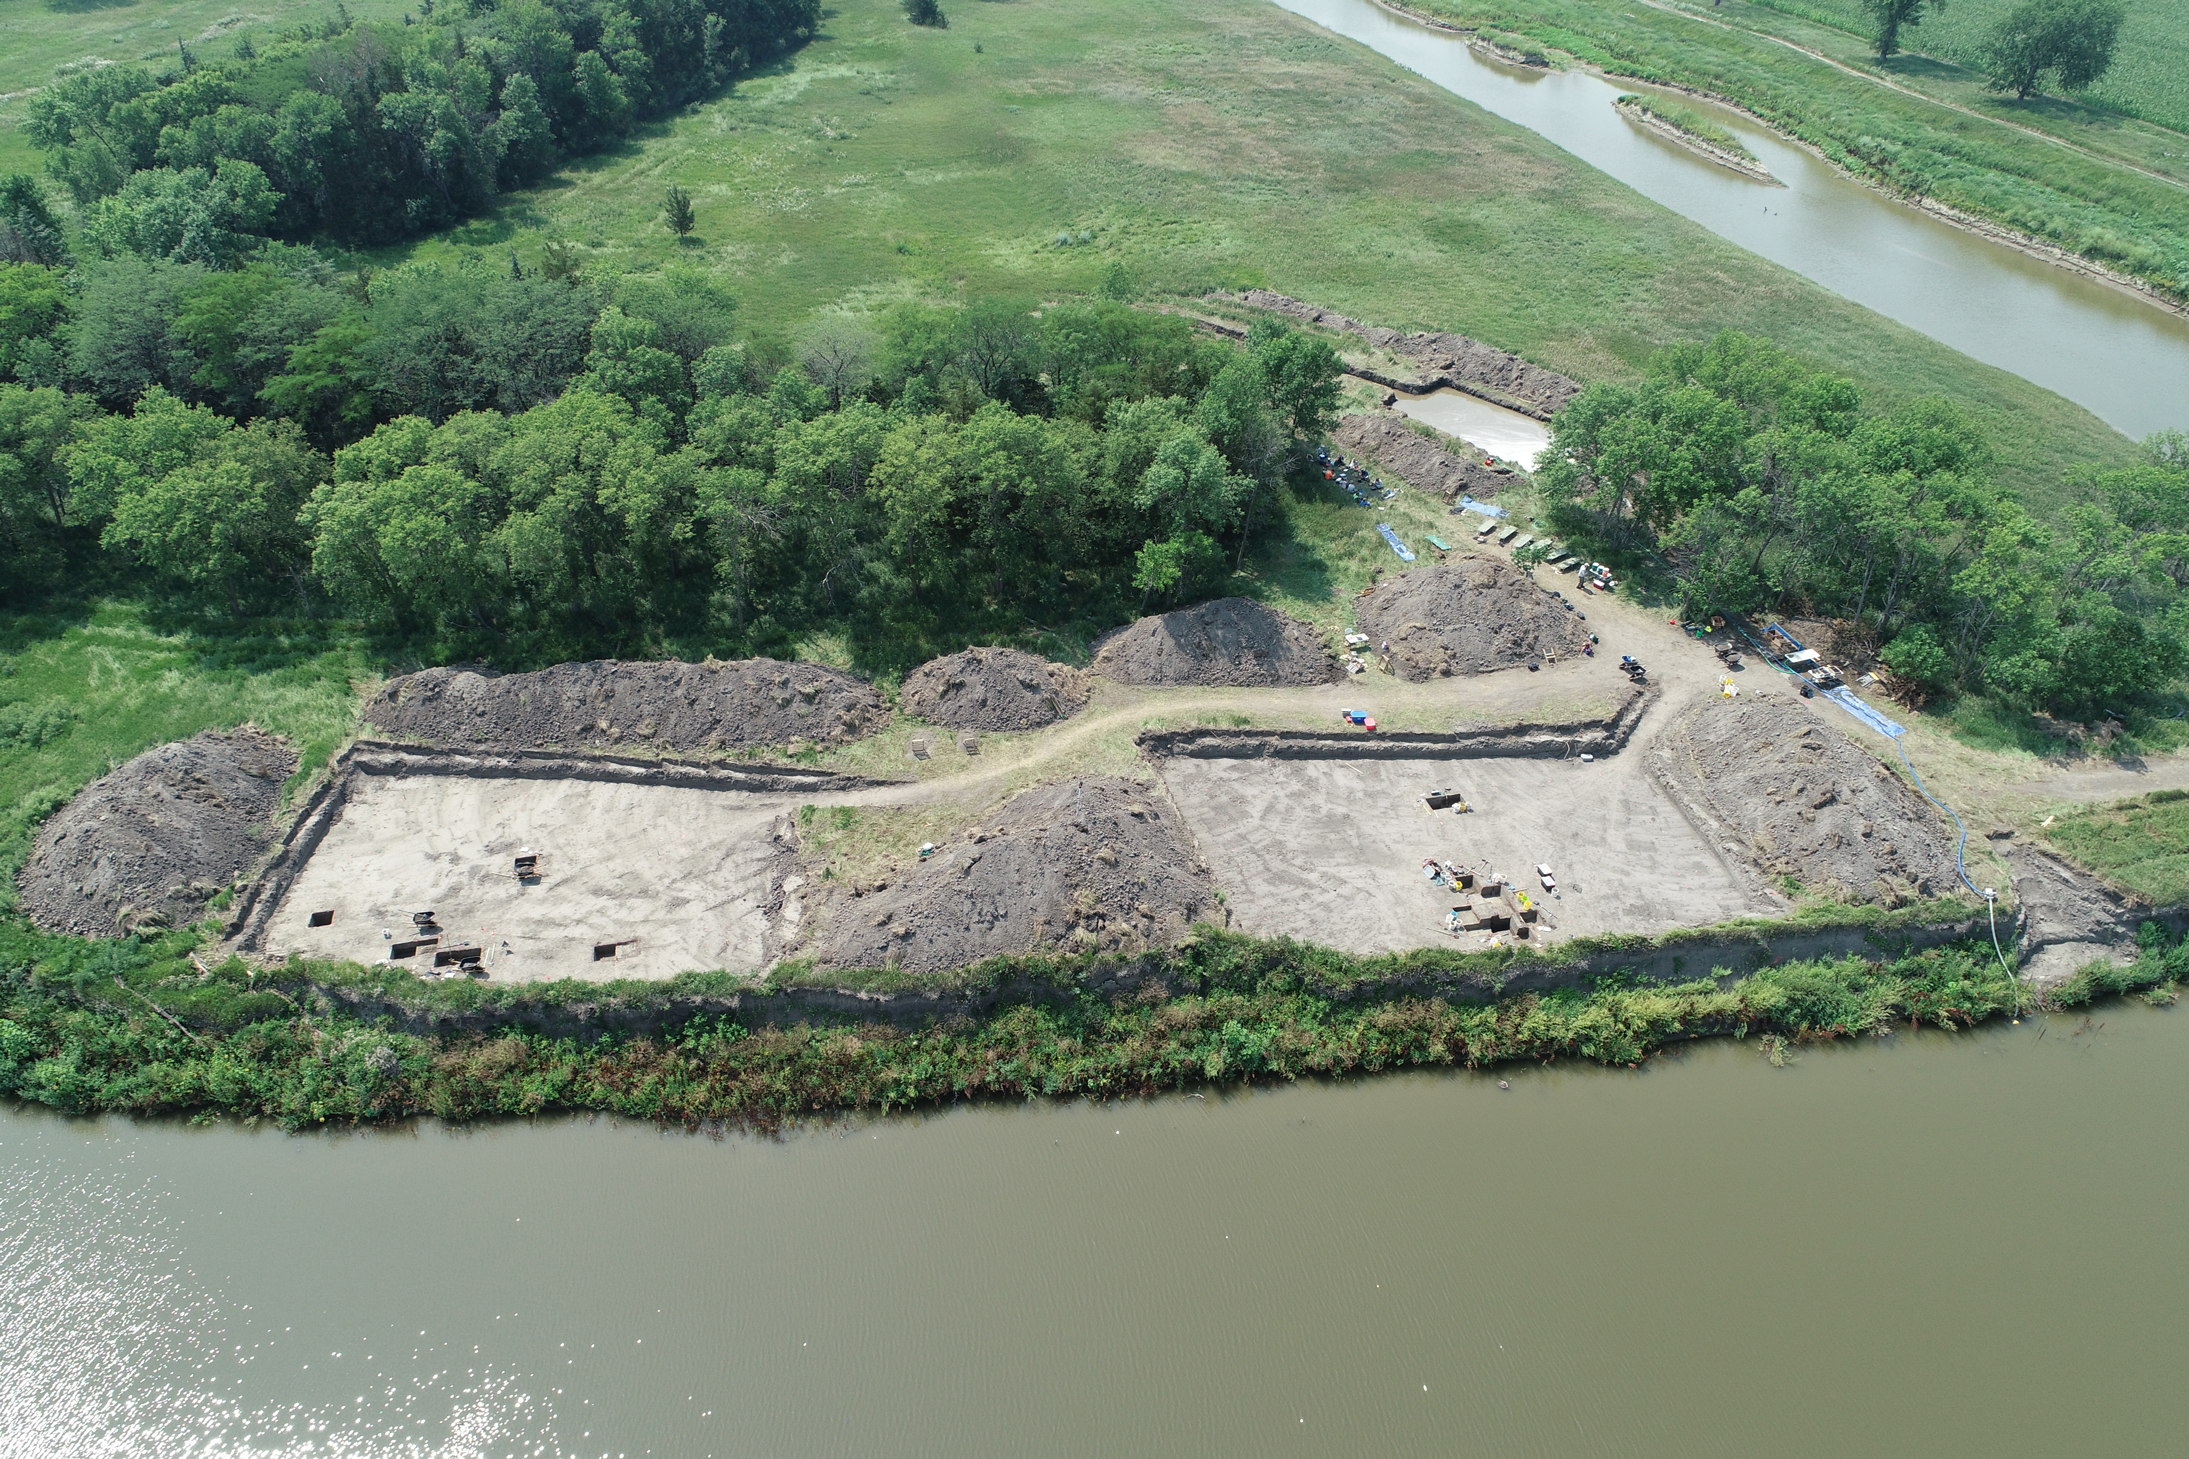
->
xmin=1273 ymin=0 xmax=2189 ymax=441
xmin=5 ymin=1004 xmax=2184 ymax=1457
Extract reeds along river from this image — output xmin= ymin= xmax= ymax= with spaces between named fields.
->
xmin=4 ymin=1004 xmax=2185 ymax=1457
xmin=1274 ymin=0 xmax=2189 ymax=441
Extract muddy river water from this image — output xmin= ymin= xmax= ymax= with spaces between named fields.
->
xmin=5 ymin=1004 xmax=2184 ymax=1457
xmin=1275 ymin=0 xmax=2189 ymax=440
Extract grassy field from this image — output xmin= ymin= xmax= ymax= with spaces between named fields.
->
xmin=0 ymin=0 xmax=413 ymax=177
xmin=383 ymin=0 xmax=2137 ymax=505
xmin=2041 ymin=792 xmax=2189 ymax=905
xmin=1747 ymin=0 xmax=2189 ymax=135
xmin=0 ymin=599 xmax=375 ymax=907
xmin=1411 ymin=0 xmax=2189 ymax=303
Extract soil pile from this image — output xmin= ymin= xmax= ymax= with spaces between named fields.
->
xmin=1353 ymin=558 xmax=1590 ymax=680
xmin=1236 ymin=290 xmax=1581 ymax=418
xmin=1090 ymin=599 xmax=1338 ymax=687
xmin=1332 ymin=414 xmax=1512 ymax=500
xmin=17 ymin=728 xmax=297 ymax=937
xmin=365 ymin=658 xmax=884 ymax=752
xmin=1654 ymin=699 xmax=1957 ymax=903
xmin=898 ymin=648 xmax=1091 ymax=733
xmin=811 ymin=777 xmax=1217 ymax=974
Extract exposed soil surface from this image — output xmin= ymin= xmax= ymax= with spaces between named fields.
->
xmin=1653 ymin=699 xmax=1958 ymax=903
xmin=809 ymin=777 xmax=1217 ymax=974
xmin=262 ymin=772 xmax=804 ymax=983
xmin=365 ymin=659 xmax=884 ymax=752
xmin=898 ymin=648 xmax=1091 ymax=733
xmin=1354 ymin=558 xmax=1592 ymax=680
xmin=1236 ymin=290 xmax=1581 ymax=418
xmin=1332 ymin=413 xmax=1512 ymax=501
xmin=17 ymin=728 xmax=297 ymax=937
xmin=1090 ymin=599 xmax=1338 ymax=687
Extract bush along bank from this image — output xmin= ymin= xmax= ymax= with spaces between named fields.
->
xmin=2 ymin=920 xmax=2182 ymax=1131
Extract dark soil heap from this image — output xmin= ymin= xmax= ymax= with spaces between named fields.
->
xmin=1654 ymin=699 xmax=1957 ymax=903
xmin=1236 ymin=290 xmax=1581 ymax=418
xmin=1089 ymin=599 xmax=1338 ymax=687
xmin=810 ymin=778 xmax=1217 ymax=975
xmin=17 ymin=728 xmax=297 ymax=937
xmin=1332 ymin=413 xmax=1513 ymax=500
xmin=364 ymin=658 xmax=884 ymax=752
xmin=1353 ymin=558 xmax=1590 ymax=680
xmin=898 ymin=648 xmax=1091 ymax=733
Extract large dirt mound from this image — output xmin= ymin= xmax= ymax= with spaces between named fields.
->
xmin=1654 ymin=699 xmax=1958 ymax=903
xmin=1089 ymin=599 xmax=1338 ymax=687
xmin=899 ymin=648 xmax=1091 ymax=733
xmin=811 ymin=777 xmax=1217 ymax=974
xmin=17 ymin=728 xmax=297 ymax=937
xmin=1353 ymin=557 xmax=1589 ymax=680
xmin=364 ymin=658 xmax=884 ymax=751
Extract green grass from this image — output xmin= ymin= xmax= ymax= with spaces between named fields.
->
xmin=0 ymin=599 xmax=377 ymax=906
xmin=380 ymin=0 xmax=2137 ymax=508
xmin=4 ymin=918 xmax=2179 ymax=1128
xmin=1410 ymin=0 xmax=2189 ymax=303
xmin=0 ymin=0 xmax=415 ymax=178
xmin=2041 ymin=792 xmax=2189 ymax=904
xmin=1618 ymin=92 xmax=1761 ymax=161
xmin=1746 ymin=0 xmax=2189 ymax=135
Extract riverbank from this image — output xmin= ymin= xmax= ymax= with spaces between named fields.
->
xmin=1385 ymin=0 xmax=2189 ymax=316
xmin=1615 ymin=94 xmax=1780 ymax=185
xmin=2 ymin=915 xmax=2178 ymax=1130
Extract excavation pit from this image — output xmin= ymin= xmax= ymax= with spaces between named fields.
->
xmin=1161 ymin=753 xmax=1773 ymax=954
xmin=255 ymin=769 xmax=810 ymax=982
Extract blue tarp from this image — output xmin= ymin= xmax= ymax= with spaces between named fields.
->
xmin=1457 ymin=495 xmax=1508 ymax=519
xmin=1376 ymin=523 xmax=1416 ymax=562
xmin=1822 ymin=686 xmax=1904 ymax=738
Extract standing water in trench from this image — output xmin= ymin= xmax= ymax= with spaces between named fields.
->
xmin=1273 ymin=0 xmax=2189 ymax=440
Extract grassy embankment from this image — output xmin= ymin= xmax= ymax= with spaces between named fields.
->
xmin=0 ymin=0 xmax=414 ymax=178
xmin=2 ymin=914 xmax=2180 ymax=1129
xmin=1407 ymin=0 xmax=2189 ymax=304
xmin=1742 ymin=0 xmax=2189 ymax=135
xmin=2041 ymin=791 xmax=2189 ymax=907
xmin=1617 ymin=92 xmax=1762 ymax=162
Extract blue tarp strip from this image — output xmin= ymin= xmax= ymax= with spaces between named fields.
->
xmin=1376 ymin=523 xmax=1416 ymax=562
xmin=1456 ymin=495 xmax=1508 ymax=518
xmin=1821 ymin=686 xmax=1904 ymax=739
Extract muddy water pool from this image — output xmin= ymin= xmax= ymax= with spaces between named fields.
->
xmin=5 ymin=1004 xmax=2185 ymax=1457
xmin=1275 ymin=0 xmax=2189 ymax=439
xmin=1389 ymin=388 xmax=1553 ymax=466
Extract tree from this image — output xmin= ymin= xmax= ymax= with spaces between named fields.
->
xmin=796 ymin=318 xmax=878 ymax=410
xmin=664 ymin=184 xmax=697 ymax=238
xmin=1980 ymin=0 xmax=2125 ymax=99
xmin=903 ymin=0 xmax=948 ymax=29
xmin=1864 ymin=0 xmax=1946 ymax=60
xmin=0 ymin=176 xmax=68 ymax=266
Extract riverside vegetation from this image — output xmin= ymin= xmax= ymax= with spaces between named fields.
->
xmin=1408 ymin=0 xmax=2189 ymax=303
xmin=1 ymin=918 xmax=2181 ymax=1129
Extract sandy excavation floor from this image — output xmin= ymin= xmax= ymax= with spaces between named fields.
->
xmin=266 ymin=775 xmax=806 ymax=982
xmin=1162 ymin=754 xmax=1776 ymax=955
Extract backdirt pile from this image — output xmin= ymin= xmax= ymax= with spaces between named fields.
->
xmin=1090 ymin=599 xmax=1338 ymax=687
xmin=17 ymin=728 xmax=297 ymax=937
xmin=1236 ymin=290 xmax=1581 ymax=418
xmin=1332 ymin=413 xmax=1512 ymax=500
xmin=1653 ymin=698 xmax=1958 ymax=903
xmin=809 ymin=777 xmax=1218 ymax=975
xmin=898 ymin=648 xmax=1091 ymax=732
xmin=365 ymin=658 xmax=884 ymax=752
xmin=1353 ymin=558 xmax=1590 ymax=680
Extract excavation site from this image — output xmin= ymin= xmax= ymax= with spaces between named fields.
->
xmin=21 ymin=590 xmax=1980 ymax=991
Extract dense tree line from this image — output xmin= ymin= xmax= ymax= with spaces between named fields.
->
xmin=1539 ymin=333 xmax=2189 ymax=717
xmin=1 ymin=267 xmax=1340 ymax=662
xmin=22 ymin=0 xmax=817 ymax=251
